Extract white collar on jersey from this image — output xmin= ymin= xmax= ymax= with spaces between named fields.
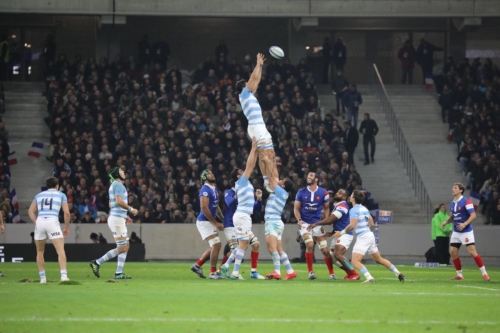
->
xmin=453 ymin=195 xmax=464 ymax=203
xmin=307 ymin=185 xmax=319 ymax=195
xmin=204 ymin=183 xmax=216 ymax=190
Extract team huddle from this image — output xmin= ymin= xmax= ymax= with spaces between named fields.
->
xmin=28 ymin=54 xmax=490 ymax=284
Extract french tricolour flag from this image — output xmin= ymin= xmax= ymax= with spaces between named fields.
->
xmin=8 ymin=151 xmax=17 ymax=166
xmin=28 ymin=142 xmax=44 ymax=158
xmin=12 ymin=209 xmax=21 ymax=223
xmin=10 ymin=188 xmax=19 ymax=210
xmin=469 ymin=191 xmax=481 ymax=211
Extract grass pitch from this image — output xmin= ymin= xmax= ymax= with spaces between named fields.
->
xmin=0 ymin=262 xmax=499 ymax=333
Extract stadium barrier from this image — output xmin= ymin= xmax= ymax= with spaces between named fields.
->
xmin=2 ymin=224 xmax=500 ymax=261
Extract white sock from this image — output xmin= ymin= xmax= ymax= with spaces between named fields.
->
xmin=479 ymin=266 xmax=487 ymax=275
xmin=360 ymin=267 xmax=374 ymax=280
xmin=456 ymin=270 xmax=463 ymax=277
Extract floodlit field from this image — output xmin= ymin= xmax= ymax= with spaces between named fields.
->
xmin=0 ymin=262 xmax=498 ymax=333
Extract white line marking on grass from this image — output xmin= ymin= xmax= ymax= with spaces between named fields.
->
xmin=0 ymin=318 xmax=498 ymax=325
xmin=456 ymin=285 xmax=500 ymax=292
xmin=389 ymin=292 xmax=500 ymax=297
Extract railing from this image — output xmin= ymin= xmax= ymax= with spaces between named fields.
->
xmin=371 ymin=64 xmax=433 ymax=223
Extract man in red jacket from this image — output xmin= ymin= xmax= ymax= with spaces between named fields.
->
xmin=398 ymin=40 xmax=417 ymax=85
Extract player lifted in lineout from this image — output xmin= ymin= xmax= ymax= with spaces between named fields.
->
xmin=441 ymin=183 xmax=489 ymax=281
xmin=236 ymin=53 xmax=277 ymax=193
xmin=28 ymin=177 xmax=71 ymax=283
xmin=295 ymin=172 xmax=337 ymax=280
xmin=191 ymin=170 xmax=225 ymax=279
xmin=307 ymin=189 xmax=360 ymax=280
xmin=260 ymin=153 xmax=297 ymax=280
xmin=90 ymin=167 xmax=138 ymax=279
xmin=221 ymin=137 xmax=265 ymax=280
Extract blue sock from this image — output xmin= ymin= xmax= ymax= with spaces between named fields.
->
xmin=226 ymin=249 xmax=237 ymax=267
xmin=263 ymin=176 xmax=268 ymax=183
xmin=60 ymin=270 xmax=67 ymax=276
xmin=97 ymin=249 xmax=119 ymax=265
xmin=389 ymin=265 xmax=396 ymax=272
xmin=116 ymin=252 xmax=127 ymax=274
xmin=39 ymin=271 xmax=46 ymax=278
xmin=360 ymin=267 xmax=368 ymax=274
xmin=343 ymin=259 xmax=354 ymax=270
xmin=280 ymin=252 xmax=294 ymax=274
xmin=232 ymin=248 xmax=245 ymax=276
xmin=271 ymin=251 xmax=280 ymax=273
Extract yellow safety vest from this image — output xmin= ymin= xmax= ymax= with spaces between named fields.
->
xmin=0 ymin=41 xmax=9 ymax=62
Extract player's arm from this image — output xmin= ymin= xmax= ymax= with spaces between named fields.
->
xmin=61 ymin=201 xmax=70 ymax=237
xmin=115 ymin=194 xmax=138 ymax=216
xmin=216 ymin=204 xmax=224 ymax=222
xmin=368 ymin=215 xmax=375 ymax=230
xmin=334 ymin=217 xmax=358 ymax=238
xmin=441 ymin=214 xmax=454 ymax=228
xmin=200 ymin=196 xmax=222 ymax=229
xmin=28 ymin=201 xmax=38 ymax=223
xmin=322 ymin=201 xmax=330 ymax=219
xmin=225 ymin=190 xmax=237 ymax=208
xmin=247 ymin=53 xmax=265 ymax=93
xmin=458 ymin=210 xmax=476 ymax=231
xmin=243 ymin=137 xmax=258 ymax=179
xmin=309 ymin=211 xmax=339 ymax=228
xmin=254 ymin=189 xmax=263 ymax=212
xmin=293 ymin=201 xmax=303 ymax=225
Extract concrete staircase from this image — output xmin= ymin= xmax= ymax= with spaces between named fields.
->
xmin=317 ymin=85 xmax=426 ymax=224
xmin=3 ymin=82 xmax=52 ymax=218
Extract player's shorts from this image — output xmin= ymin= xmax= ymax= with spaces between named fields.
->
xmin=196 ymin=220 xmax=218 ymax=240
xmin=299 ymin=223 xmax=326 ymax=238
xmin=450 ymin=230 xmax=475 ymax=246
xmin=352 ymin=232 xmax=378 ymax=255
xmin=224 ymin=227 xmax=236 ymax=241
xmin=331 ymin=234 xmax=354 ymax=250
xmin=248 ymin=124 xmax=273 ymax=149
xmin=234 ymin=212 xmax=252 ymax=241
xmin=265 ymin=220 xmax=284 ymax=240
xmin=34 ymin=217 xmax=63 ymax=241
xmin=108 ymin=215 xmax=128 ymax=238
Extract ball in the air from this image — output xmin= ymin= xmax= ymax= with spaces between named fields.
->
xmin=269 ymin=46 xmax=285 ymax=60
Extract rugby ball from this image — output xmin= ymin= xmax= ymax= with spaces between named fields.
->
xmin=269 ymin=46 xmax=285 ymax=60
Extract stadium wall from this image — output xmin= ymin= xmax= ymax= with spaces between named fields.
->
xmin=2 ymin=224 xmax=500 ymax=262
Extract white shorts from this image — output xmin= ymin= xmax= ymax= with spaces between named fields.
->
xmin=265 ymin=221 xmax=284 ymax=240
xmin=248 ymin=124 xmax=273 ymax=149
xmin=331 ymin=234 xmax=354 ymax=250
xmin=196 ymin=220 xmax=218 ymax=240
xmin=224 ymin=227 xmax=236 ymax=242
xmin=352 ymin=232 xmax=378 ymax=255
xmin=34 ymin=217 xmax=63 ymax=241
xmin=234 ymin=211 xmax=252 ymax=241
xmin=108 ymin=215 xmax=128 ymax=238
xmin=450 ymin=230 xmax=475 ymax=246
xmin=299 ymin=223 xmax=326 ymax=238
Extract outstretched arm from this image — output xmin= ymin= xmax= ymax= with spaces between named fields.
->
xmin=247 ymin=53 xmax=266 ymax=93
xmin=243 ymin=137 xmax=258 ymax=179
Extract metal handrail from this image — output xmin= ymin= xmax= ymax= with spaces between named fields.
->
xmin=371 ymin=64 xmax=433 ymax=223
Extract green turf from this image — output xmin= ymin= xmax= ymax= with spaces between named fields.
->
xmin=0 ymin=262 xmax=498 ymax=333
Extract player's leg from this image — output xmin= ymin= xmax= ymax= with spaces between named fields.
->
xmin=300 ymin=227 xmax=316 ymax=278
xmin=449 ymin=231 xmax=464 ymax=280
xmin=35 ymin=239 xmax=47 ymax=284
xmin=230 ymin=213 xmax=251 ymax=279
xmin=205 ymin=233 xmax=223 ymax=279
xmin=221 ymin=227 xmax=237 ymax=274
xmin=351 ymin=236 xmax=375 ymax=282
xmin=369 ymin=251 xmax=405 ymax=282
xmin=465 ymin=242 xmax=489 ymax=281
xmin=277 ymin=239 xmax=297 ymax=280
xmin=249 ymin=233 xmax=264 ymax=279
xmin=192 ymin=248 xmax=211 ymax=279
xmin=113 ymin=237 xmax=131 ymax=279
xmin=333 ymin=243 xmax=358 ymax=279
xmin=90 ymin=217 xmax=123 ymax=278
xmin=51 ymin=238 xmax=69 ymax=281
xmin=314 ymin=229 xmax=336 ymax=279
xmin=265 ymin=233 xmax=282 ymax=279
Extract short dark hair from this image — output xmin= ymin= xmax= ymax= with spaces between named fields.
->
xmin=236 ymin=80 xmax=246 ymax=94
xmin=352 ymin=189 xmax=365 ymax=204
xmin=46 ymin=177 xmax=59 ymax=189
xmin=454 ymin=183 xmax=465 ymax=195
xmin=230 ymin=168 xmax=240 ymax=183
xmin=283 ymin=178 xmax=294 ymax=192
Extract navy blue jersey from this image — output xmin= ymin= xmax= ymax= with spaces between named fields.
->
xmin=332 ymin=201 xmax=352 ymax=234
xmin=197 ymin=184 xmax=219 ymax=222
xmin=223 ymin=188 xmax=262 ymax=227
xmin=295 ymin=186 xmax=329 ymax=223
xmin=450 ymin=196 xmax=474 ymax=233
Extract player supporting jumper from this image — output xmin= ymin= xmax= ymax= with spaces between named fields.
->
xmin=260 ymin=153 xmax=297 ymax=280
xmin=441 ymin=183 xmax=489 ymax=281
xmin=221 ymin=138 xmax=265 ymax=280
xmin=236 ymin=53 xmax=277 ymax=193
xmin=295 ymin=172 xmax=336 ymax=280
xmin=90 ymin=167 xmax=138 ymax=279
xmin=221 ymin=181 xmax=264 ymax=279
xmin=307 ymin=189 xmax=360 ymax=280
xmin=191 ymin=170 xmax=225 ymax=279
xmin=28 ymin=177 xmax=71 ymax=283
xmin=334 ymin=190 xmax=405 ymax=283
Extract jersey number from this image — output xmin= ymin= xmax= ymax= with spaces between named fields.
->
xmin=41 ymin=198 xmax=53 ymax=211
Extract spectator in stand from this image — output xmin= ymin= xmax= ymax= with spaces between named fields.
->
xmin=438 ymin=85 xmax=454 ymax=123
xmin=322 ymin=37 xmax=333 ymax=84
xmin=398 ymin=40 xmax=417 ymax=85
xmin=332 ymin=37 xmax=347 ymax=72
xmin=343 ymin=121 xmax=359 ymax=165
xmin=331 ymin=70 xmax=349 ymax=117
xmin=138 ymin=35 xmax=151 ymax=68
xmin=416 ymin=38 xmax=443 ymax=84
xmin=345 ymin=84 xmax=362 ymax=129
xmin=152 ymin=39 xmax=170 ymax=70
xmin=431 ymin=204 xmax=452 ymax=265
xmin=359 ymin=113 xmax=379 ymax=165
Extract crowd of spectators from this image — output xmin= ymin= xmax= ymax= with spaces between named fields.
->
xmin=436 ymin=57 xmax=500 ymax=224
xmin=0 ymin=83 xmax=12 ymax=195
xmin=10 ymin=40 xmax=366 ymax=225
